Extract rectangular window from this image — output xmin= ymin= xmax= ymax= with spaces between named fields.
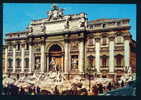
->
xmin=26 ymin=43 xmax=29 ymax=50
xmin=117 ymin=22 xmax=121 ymax=26
xmin=88 ymin=39 xmax=94 ymax=46
xmin=102 ymin=38 xmax=107 ymax=45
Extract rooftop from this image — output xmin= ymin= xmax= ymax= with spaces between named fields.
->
xmin=88 ymin=18 xmax=129 ymax=24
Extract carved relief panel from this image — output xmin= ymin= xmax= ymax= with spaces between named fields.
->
xmin=87 ymin=38 xmax=94 ymax=46
xmin=70 ymin=41 xmax=79 ymax=50
xmin=32 ymin=25 xmax=43 ymax=34
xmin=115 ymin=36 xmax=124 ymax=44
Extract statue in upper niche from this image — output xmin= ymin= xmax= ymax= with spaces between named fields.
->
xmin=48 ymin=4 xmax=64 ymax=21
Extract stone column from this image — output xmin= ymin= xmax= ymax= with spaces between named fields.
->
xmin=29 ymin=44 xmax=34 ymax=73
xmin=95 ymin=38 xmax=100 ymax=73
xmin=78 ymin=39 xmax=84 ymax=73
xmin=61 ymin=55 xmax=64 ymax=72
xmin=46 ymin=54 xmax=49 ymax=72
xmin=64 ymin=39 xmax=69 ymax=74
xmin=4 ymin=45 xmax=8 ymax=73
xmin=12 ymin=45 xmax=16 ymax=73
xmin=109 ymin=36 xmax=115 ymax=73
xmin=21 ymin=44 xmax=25 ymax=73
xmin=41 ymin=44 xmax=45 ymax=73
xmin=124 ymin=35 xmax=130 ymax=72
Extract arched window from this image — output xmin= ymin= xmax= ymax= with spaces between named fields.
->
xmin=115 ymin=54 xmax=123 ymax=67
xmin=87 ymin=55 xmax=95 ymax=69
xmin=87 ymin=55 xmax=94 ymax=64
xmin=26 ymin=43 xmax=29 ymax=50
xmin=102 ymin=33 xmax=108 ymax=45
xmin=102 ymin=38 xmax=107 ymax=45
xmin=101 ymin=55 xmax=108 ymax=67
xmin=8 ymin=58 xmax=13 ymax=68
xmin=8 ymin=46 xmax=13 ymax=51
xmin=17 ymin=44 xmax=20 ymax=50
xmin=16 ymin=58 xmax=21 ymax=68
xmin=25 ymin=58 xmax=29 ymax=68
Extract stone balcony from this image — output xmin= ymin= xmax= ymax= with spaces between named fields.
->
xmin=7 ymin=68 xmax=13 ymax=73
xmin=25 ymin=50 xmax=29 ymax=56
xmin=24 ymin=68 xmax=29 ymax=73
xmin=15 ymin=68 xmax=22 ymax=73
xmin=114 ymin=66 xmax=124 ymax=71
xmin=8 ymin=51 xmax=13 ymax=56
xmin=100 ymin=66 xmax=109 ymax=71
xmin=87 ymin=24 xmax=130 ymax=32
xmin=7 ymin=68 xmax=30 ymax=73
xmin=16 ymin=51 xmax=21 ymax=56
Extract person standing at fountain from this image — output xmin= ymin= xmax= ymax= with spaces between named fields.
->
xmin=121 ymin=80 xmax=125 ymax=87
xmin=92 ymin=85 xmax=98 ymax=96
xmin=107 ymin=82 xmax=112 ymax=91
xmin=54 ymin=85 xmax=60 ymax=95
xmin=35 ymin=86 xmax=40 ymax=95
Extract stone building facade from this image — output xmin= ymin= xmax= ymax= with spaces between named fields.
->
xmin=3 ymin=5 xmax=136 ymax=79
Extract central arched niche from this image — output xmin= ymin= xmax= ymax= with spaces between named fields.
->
xmin=49 ymin=44 xmax=62 ymax=54
xmin=48 ymin=44 xmax=64 ymax=72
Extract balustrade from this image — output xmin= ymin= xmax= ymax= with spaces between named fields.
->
xmin=15 ymin=68 xmax=21 ymax=73
xmin=100 ymin=66 xmax=109 ymax=71
xmin=25 ymin=50 xmax=29 ymax=56
xmin=24 ymin=68 xmax=29 ymax=73
xmin=7 ymin=68 xmax=13 ymax=72
xmin=8 ymin=52 xmax=13 ymax=56
xmin=115 ymin=66 xmax=124 ymax=71
xmin=16 ymin=51 xmax=21 ymax=56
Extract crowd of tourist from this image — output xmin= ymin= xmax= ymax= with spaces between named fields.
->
xmin=2 ymin=79 xmax=126 ymax=95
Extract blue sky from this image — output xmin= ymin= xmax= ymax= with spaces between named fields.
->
xmin=3 ymin=3 xmax=136 ymax=40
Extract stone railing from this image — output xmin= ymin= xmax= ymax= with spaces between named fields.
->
xmin=100 ymin=66 xmax=109 ymax=68
xmin=24 ymin=68 xmax=29 ymax=73
xmin=114 ymin=46 xmax=124 ymax=51
xmin=15 ymin=68 xmax=21 ymax=73
xmin=115 ymin=66 xmax=124 ymax=71
xmin=7 ymin=68 xmax=13 ymax=73
xmin=115 ymin=65 xmax=124 ymax=68
xmin=100 ymin=47 xmax=109 ymax=52
xmin=8 ymin=52 xmax=13 ymax=56
xmin=87 ymin=48 xmax=95 ymax=52
xmin=87 ymin=24 xmax=130 ymax=32
xmin=16 ymin=51 xmax=21 ymax=56
xmin=25 ymin=50 xmax=29 ymax=56
xmin=100 ymin=66 xmax=109 ymax=71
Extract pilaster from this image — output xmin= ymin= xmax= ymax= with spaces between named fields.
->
xmin=4 ymin=45 xmax=8 ymax=73
xmin=41 ymin=44 xmax=45 ymax=73
xmin=12 ymin=44 xmax=16 ymax=73
xmin=124 ymin=35 xmax=130 ymax=73
xmin=29 ymin=44 xmax=33 ymax=73
xmin=109 ymin=36 xmax=115 ymax=73
xmin=78 ymin=37 xmax=84 ymax=73
xmin=64 ymin=35 xmax=69 ymax=74
xmin=21 ymin=43 xmax=25 ymax=73
xmin=95 ymin=37 xmax=100 ymax=73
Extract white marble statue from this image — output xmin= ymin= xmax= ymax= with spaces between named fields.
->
xmin=50 ymin=57 xmax=57 ymax=71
